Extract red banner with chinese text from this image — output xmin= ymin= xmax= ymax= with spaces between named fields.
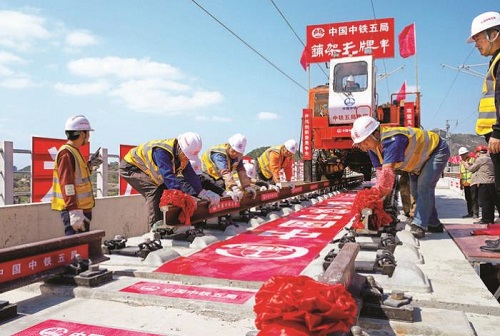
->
xmin=306 ymin=18 xmax=395 ymax=63
xmin=0 ymin=245 xmax=88 ymax=283
xmin=302 ymin=109 xmax=313 ymax=160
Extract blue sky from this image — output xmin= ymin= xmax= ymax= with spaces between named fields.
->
xmin=0 ymin=0 xmax=498 ymax=168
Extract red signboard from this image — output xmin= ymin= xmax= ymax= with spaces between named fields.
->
xmin=32 ymin=137 xmax=90 ymax=203
xmin=119 ymin=144 xmax=139 ymax=195
xmin=13 ymin=319 xmax=163 ymax=336
xmin=404 ymin=102 xmax=415 ymax=127
xmin=0 ymin=245 xmax=88 ymax=283
xmin=120 ymin=281 xmax=255 ymax=304
xmin=306 ymin=17 xmax=395 ymax=63
xmin=302 ymin=109 xmax=313 ymax=160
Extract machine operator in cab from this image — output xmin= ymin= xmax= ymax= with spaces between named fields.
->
xmin=350 ymin=116 xmax=450 ymax=238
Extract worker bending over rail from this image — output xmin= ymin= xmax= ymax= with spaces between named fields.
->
xmin=256 ymin=139 xmax=298 ymax=192
xmin=351 ymin=116 xmax=450 ymax=238
xmin=201 ymin=133 xmax=257 ymax=202
xmin=119 ymin=132 xmax=220 ymax=229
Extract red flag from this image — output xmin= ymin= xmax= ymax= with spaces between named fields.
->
xmin=398 ymin=23 xmax=416 ymax=58
xmin=300 ymin=47 xmax=309 ymax=71
xmin=396 ymin=81 xmax=406 ymax=101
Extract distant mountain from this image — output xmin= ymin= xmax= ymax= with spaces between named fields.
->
xmin=435 ymin=132 xmax=485 ymax=156
xmin=19 ymin=165 xmax=31 ymax=172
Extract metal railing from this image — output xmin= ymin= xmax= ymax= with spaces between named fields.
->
xmin=1 ymin=140 xmax=306 ymax=206
xmin=1 ymin=141 xmax=119 ymax=206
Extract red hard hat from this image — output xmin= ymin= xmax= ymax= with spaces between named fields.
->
xmin=475 ymin=145 xmax=488 ymax=153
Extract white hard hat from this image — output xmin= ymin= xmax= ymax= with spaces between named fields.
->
xmin=347 ymin=75 xmax=355 ymax=82
xmin=467 ymin=11 xmax=500 ymax=43
xmin=244 ymin=162 xmax=256 ymax=179
xmin=284 ymin=139 xmax=298 ymax=154
xmin=458 ymin=147 xmax=469 ymax=155
xmin=177 ymin=132 xmax=202 ymax=160
xmin=351 ymin=116 xmax=380 ymax=144
xmin=189 ymin=157 xmax=202 ymax=175
xmin=228 ymin=133 xmax=247 ymax=154
xmin=65 ymin=115 xmax=94 ymax=131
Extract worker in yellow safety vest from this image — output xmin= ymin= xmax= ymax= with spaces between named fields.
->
xmin=119 ymin=132 xmax=220 ymax=228
xmin=468 ymin=11 xmax=500 ymax=195
xmin=51 ymin=115 xmax=102 ymax=236
xmin=351 ymin=116 xmax=450 ymax=239
xmin=200 ymin=133 xmax=257 ymax=202
xmin=256 ymin=139 xmax=298 ymax=192
xmin=458 ymin=147 xmax=479 ymax=219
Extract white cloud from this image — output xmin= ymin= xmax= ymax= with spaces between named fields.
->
xmin=257 ymin=112 xmax=279 ymax=120
xmin=0 ymin=75 xmax=34 ymax=88
xmin=0 ymin=51 xmax=24 ymax=64
xmin=59 ymin=56 xmax=224 ymax=115
xmin=194 ymin=115 xmax=232 ymax=123
xmin=0 ymin=51 xmax=26 ymax=76
xmin=67 ymin=57 xmax=182 ymax=79
xmin=0 ymin=10 xmax=51 ymax=50
xmin=54 ymin=81 xmax=110 ymax=95
xmin=110 ymin=79 xmax=223 ymax=114
xmin=66 ymin=30 xmax=98 ymax=47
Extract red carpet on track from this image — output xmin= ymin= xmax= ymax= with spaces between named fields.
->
xmin=155 ymin=193 xmax=356 ymax=282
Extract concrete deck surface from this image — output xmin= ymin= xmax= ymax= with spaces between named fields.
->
xmin=1 ymin=179 xmax=500 ymax=335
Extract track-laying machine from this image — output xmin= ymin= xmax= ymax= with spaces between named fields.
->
xmin=303 ymin=54 xmax=421 ymax=182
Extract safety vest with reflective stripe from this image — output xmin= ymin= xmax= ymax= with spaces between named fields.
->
xmin=51 ymin=144 xmax=94 ymax=211
xmin=460 ymin=157 xmax=474 ymax=186
xmin=123 ymin=139 xmax=188 ymax=186
xmin=374 ymin=126 xmax=441 ymax=174
xmin=201 ymin=143 xmax=242 ymax=179
xmin=475 ymin=52 xmax=500 ymax=135
xmin=257 ymin=145 xmax=292 ymax=180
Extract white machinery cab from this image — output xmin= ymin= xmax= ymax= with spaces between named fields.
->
xmin=328 ymin=55 xmax=376 ymax=125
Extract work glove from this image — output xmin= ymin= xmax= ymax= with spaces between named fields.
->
xmin=69 ymin=209 xmax=87 ymax=232
xmin=89 ymin=154 xmax=103 ymax=171
xmin=269 ymin=184 xmax=281 ymax=192
xmin=198 ymin=189 xmax=221 ymax=207
xmin=244 ymin=185 xmax=257 ymax=199
xmin=259 ymin=185 xmax=268 ymax=191
xmin=287 ymin=181 xmax=295 ymax=189
xmin=225 ymin=186 xmax=244 ymax=202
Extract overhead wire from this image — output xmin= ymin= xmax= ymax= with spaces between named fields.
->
xmin=435 ymin=47 xmax=478 ymax=132
xmin=369 ymin=0 xmax=391 ymax=100
xmin=269 ymin=0 xmax=329 ymax=79
xmin=188 ymin=0 xmax=308 ymax=92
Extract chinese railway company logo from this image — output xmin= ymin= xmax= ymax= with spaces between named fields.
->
xmin=344 ymin=97 xmax=355 ymax=106
xmin=311 ymin=27 xmax=325 ymax=39
xmin=40 ymin=328 xmax=69 ymax=336
xmin=216 ymin=244 xmax=308 ymax=260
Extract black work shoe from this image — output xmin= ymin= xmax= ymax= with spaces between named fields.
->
xmin=428 ymin=224 xmax=444 ymax=233
xmin=410 ymin=224 xmax=425 ymax=238
xmin=485 ymin=238 xmax=500 ymax=247
xmin=462 ymin=214 xmax=473 ymax=218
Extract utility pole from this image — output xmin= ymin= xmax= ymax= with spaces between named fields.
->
xmin=445 ymin=119 xmax=458 ymax=149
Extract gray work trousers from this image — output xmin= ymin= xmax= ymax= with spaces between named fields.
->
xmin=119 ymin=160 xmax=165 ymax=226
